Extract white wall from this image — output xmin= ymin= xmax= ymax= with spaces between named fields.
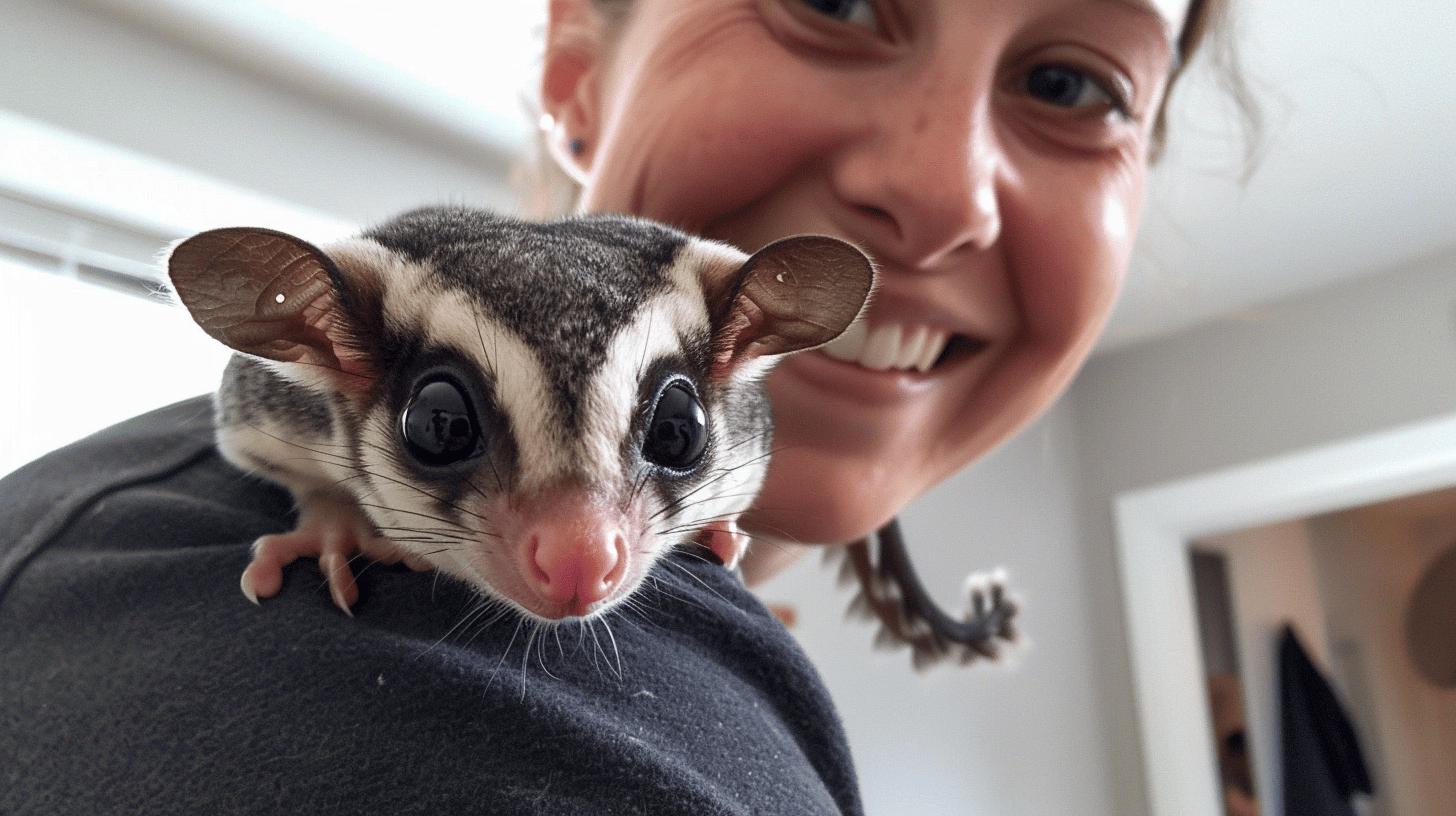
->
xmin=0 ymin=0 xmax=518 ymax=225
xmin=760 ymin=397 xmax=1122 ymax=816
xmin=0 ymin=0 xmax=519 ymax=465
xmin=1070 ymin=247 xmax=1456 ymax=815
xmin=0 ymin=255 xmax=233 ymax=477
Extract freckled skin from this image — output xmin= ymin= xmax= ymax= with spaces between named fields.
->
xmin=546 ymin=0 xmax=1189 ymax=547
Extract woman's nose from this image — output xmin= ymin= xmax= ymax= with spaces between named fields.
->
xmin=832 ymin=92 xmax=1004 ymax=268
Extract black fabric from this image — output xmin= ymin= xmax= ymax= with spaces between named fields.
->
xmin=0 ymin=397 xmax=862 ymax=816
xmin=1279 ymin=624 xmax=1374 ymax=816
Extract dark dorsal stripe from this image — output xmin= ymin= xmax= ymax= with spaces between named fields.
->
xmin=364 ymin=208 xmax=690 ymax=434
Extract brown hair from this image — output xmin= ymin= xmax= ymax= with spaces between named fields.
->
xmin=1156 ymin=0 xmax=1262 ymax=167
xmin=519 ymin=0 xmax=1260 ymax=214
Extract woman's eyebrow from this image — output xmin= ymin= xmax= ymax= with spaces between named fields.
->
xmin=1091 ymin=0 xmax=1178 ymax=45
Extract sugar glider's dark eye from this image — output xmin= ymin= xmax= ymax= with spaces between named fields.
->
xmin=400 ymin=377 xmax=481 ymax=468
xmin=643 ymin=381 xmax=708 ymax=471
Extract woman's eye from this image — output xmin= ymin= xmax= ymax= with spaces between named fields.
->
xmin=400 ymin=377 xmax=482 ymax=468
xmin=1025 ymin=64 xmax=1130 ymax=120
xmin=642 ymin=382 xmax=708 ymax=471
xmin=799 ymin=0 xmax=879 ymax=30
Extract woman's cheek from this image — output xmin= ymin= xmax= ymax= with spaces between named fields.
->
xmin=641 ymin=110 xmax=841 ymax=230
xmin=647 ymin=115 xmax=830 ymax=229
xmin=588 ymin=40 xmax=853 ymax=230
xmin=1017 ymin=165 xmax=1140 ymax=350
xmin=1091 ymin=184 xmax=1139 ymax=316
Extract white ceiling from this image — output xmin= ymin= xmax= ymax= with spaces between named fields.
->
xmin=1110 ymin=0 xmax=1456 ymax=352
xmin=87 ymin=0 xmax=1456 ymax=356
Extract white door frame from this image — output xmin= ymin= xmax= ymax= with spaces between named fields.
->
xmin=1113 ymin=412 xmax=1456 ymax=816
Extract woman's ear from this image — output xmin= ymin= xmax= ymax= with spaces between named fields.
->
xmin=541 ymin=0 xmax=611 ymax=185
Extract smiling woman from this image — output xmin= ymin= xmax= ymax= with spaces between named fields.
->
xmin=533 ymin=0 xmax=1236 ymax=558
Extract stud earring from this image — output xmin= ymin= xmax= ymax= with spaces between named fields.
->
xmin=540 ymin=113 xmax=591 ymax=184
xmin=540 ymin=113 xmax=584 ymax=156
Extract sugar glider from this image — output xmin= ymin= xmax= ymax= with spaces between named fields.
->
xmin=166 ymin=206 xmax=874 ymax=621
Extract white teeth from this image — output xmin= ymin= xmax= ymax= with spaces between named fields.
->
xmin=822 ymin=318 xmax=868 ymax=363
xmin=819 ymin=320 xmax=956 ymax=373
xmin=917 ymin=331 xmax=948 ymax=372
xmin=861 ymin=324 xmax=901 ymax=370
xmin=896 ymin=326 xmax=927 ymax=369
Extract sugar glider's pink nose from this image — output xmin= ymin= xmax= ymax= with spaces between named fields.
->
xmin=525 ymin=519 xmax=628 ymax=617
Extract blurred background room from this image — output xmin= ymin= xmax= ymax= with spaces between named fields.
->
xmin=2 ymin=1 xmax=1454 ymax=814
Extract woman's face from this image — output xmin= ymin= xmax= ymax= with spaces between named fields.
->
xmin=546 ymin=0 xmax=1189 ymax=544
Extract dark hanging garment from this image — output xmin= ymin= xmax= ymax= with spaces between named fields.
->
xmin=1279 ymin=624 xmax=1375 ymax=816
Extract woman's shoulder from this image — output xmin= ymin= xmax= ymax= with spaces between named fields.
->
xmin=0 ymin=396 xmax=237 ymax=575
xmin=0 ymin=398 xmax=863 ymax=816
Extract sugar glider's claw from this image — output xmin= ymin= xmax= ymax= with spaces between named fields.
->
xmin=240 ymin=571 xmax=261 ymax=606
xmin=242 ymin=530 xmax=306 ymax=602
xmin=240 ymin=496 xmax=378 ymax=614
xmin=240 ymin=497 xmax=436 ymax=613
xmin=241 ymin=526 xmax=356 ymax=613
xmin=317 ymin=544 xmax=357 ymax=617
xmin=695 ymin=519 xmax=748 ymax=570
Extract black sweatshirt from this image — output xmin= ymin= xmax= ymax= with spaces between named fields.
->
xmin=0 ymin=397 xmax=862 ymax=816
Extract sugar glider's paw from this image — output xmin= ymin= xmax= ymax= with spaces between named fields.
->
xmin=240 ymin=496 xmax=430 ymax=615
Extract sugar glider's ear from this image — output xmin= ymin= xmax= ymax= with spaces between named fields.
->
xmin=166 ymin=227 xmax=376 ymax=389
xmin=709 ymin=235 xmax=876 ymax=379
